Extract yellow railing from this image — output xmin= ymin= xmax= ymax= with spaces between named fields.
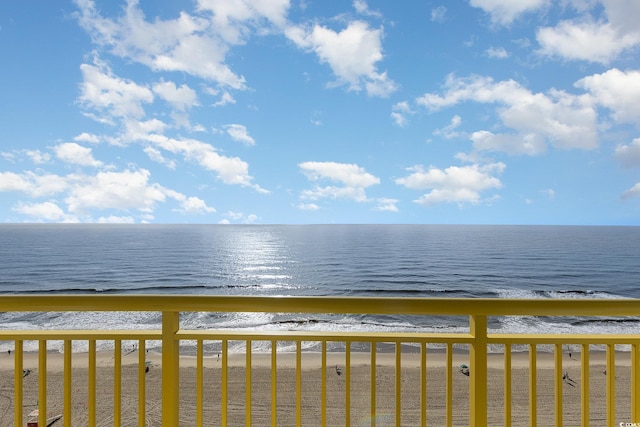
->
xmin=1 ymin=295 xmax=639 ymax=426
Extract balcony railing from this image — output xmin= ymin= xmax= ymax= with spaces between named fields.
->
xmin=1 ymin=295 xmax=639 ymax=426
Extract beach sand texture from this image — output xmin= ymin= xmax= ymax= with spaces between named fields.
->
xmin=0 ymin=349 xmax=633 ymax=426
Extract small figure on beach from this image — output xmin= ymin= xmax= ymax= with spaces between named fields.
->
xmin=335 ymin=365 xmax=342 ymax=376
xmin=459 ymin=364 xmax=470 ymax=376
xmin=23 ymin=368 xmax=31 ymax=378
xmin=563 ymin=371 xmax=576 ymax=386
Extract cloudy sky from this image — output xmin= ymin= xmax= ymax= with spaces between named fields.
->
xmin=1 ymin=0 xmax=639 ymax=225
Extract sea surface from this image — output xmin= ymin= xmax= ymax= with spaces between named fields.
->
xmin=0 ymin=224 xmax=639 ymax=352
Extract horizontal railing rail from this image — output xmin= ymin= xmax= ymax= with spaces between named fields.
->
xmin=1 ymin=295 xmax=639 ymax=426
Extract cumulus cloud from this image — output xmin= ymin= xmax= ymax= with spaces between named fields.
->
xmin=73 ymin=0 xmax=265 ymax=89
xmin=614 ymin=138 xmax=640 ymax=168
xmin=225 ymin=124 xmax=255 ymax=146
xmin=152 ymin=80 xmax=198 ymax=110
xmin=353 ymin=0 xmax=382 ymax=18
xmin=622 ymin=182 xmax=640 ymax=199
xmin=79 ymin=61 xmax=154 ymax=121
xmin=536 ymin=0 xmax=640 ymax=63
xmin=285 ymin=21 xmax=397 ymax=97
xmin=298 ymin=161 xmax=380 ymax=202
xmin=13 ymin=201 xmax=77 ymax=222
xmin=141 ymin=134 xmax=266 ymax=192
xmin=54 ymin=142 xmax=103 ymax=167
xmin=433 ymin=115 xmax=463 ymax=139
xmin=24 ymin=150 xmax=51 ymax=164
xmin=575 ymin=68 xmax=640 ymax=126
xmin=391 ymin=101 xmax=413 ymax=127
xmin=374 ymin=198 xmax=399 ymax=212
xmin=395 ymin=163 xmax=505 ymax=206
xmin=485 ymin=46 xmax=509 ymax=58
xmin=470 ymin=0 xmax=550 ymax=26
xmin=178 ymin=196 xmax=216 ymax=215
xmin=64 ymin=169 xmax=166 ymax=214
xmin=416 ymin=74 xmax=599 ymax=154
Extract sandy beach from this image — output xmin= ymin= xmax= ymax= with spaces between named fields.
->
xmin=0 ymin=348 xmax=633 ymax=426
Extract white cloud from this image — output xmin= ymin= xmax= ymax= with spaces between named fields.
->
xmin=391 ymin=101 xmax=414 ymax=127
xmin=395 ymin=163 xmax=505 ymax=206
xmin=470 ymin=0 xmax=549 ymax=25
xmin=178 ymin=196 xmax=216 ymax=215
xmin=433 ymin=115 xmax=463 ymax=139
xmin=24 ymin=150 xmax=51 ymax=164
xmin=212 ymin=91 xmax=236 ymax=107
xmin=537 ymin=20 xmax=640 ymax=64
xmin=470 ymin=131 xmax=547 ymax=155
xmin=485 ymin=46 xmax=509 ymax=58
xmin=196 ymin=0 xmax=290 ymax=44
xmin=374 ymin=198 xmax=399 ymax=212
xmin=0 ymin=171 xmax=68 ymax=198
xmin=13 ymin=201 xmax=77 ymax=222
xmin=575 ymin=68 xmax=640 ymax=126
xmin=416 ymin=74 xmax=599 ymax=153
xmin=614 ymin=138 xmax=640 ymax=168
xmin=54 ymin=142 xmax=103 ymax=167
xmin=353 ymin=0 xmax=382 ymax=18
xmin=79 ymin=61 xmax=154 ymax=120
xmin=431 ymin=6 xmax=447 ymax=23
xmin=74 ymin=132 xmax=100 ymax=143
xmin=299 ymin=161 xmax=380 ymax=202
xmin=225 ymin=124 xmax=255 ymax=146
xmin=143 ymin=146 xmax=177 ymax=169
xmin=152 ymin=80 xmax=198 ymax=110
xmin=536 ymin=0 xmax=640 ymax=64
xmin=297 ymin=203 xmax=320 ymax=211
xmin=143 ymin=134 xmax=266 ymax=192
xmin=64 ymin=169 xmax=166 ymax=214
xmin=622 ymin=182 xmax=640 ymax=199
xmin=74 ymin=0 xmax=248 ymax=88
xmin=97 ymin=215 xmax=135 ymax=223
xmin=286 ymin=21 xmax=397 ymax=97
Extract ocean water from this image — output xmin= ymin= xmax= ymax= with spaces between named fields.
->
xmin=0 ymin=224 xmax=639 ymax=352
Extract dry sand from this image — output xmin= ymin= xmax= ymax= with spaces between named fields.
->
xmin=0 ymin=348 xmax=633 ymax=426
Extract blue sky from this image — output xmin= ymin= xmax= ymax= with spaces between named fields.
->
xmin=1 ymin=0 xmax=640 ymax=225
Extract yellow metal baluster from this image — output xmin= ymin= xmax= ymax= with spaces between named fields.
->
xmin=114 ymin=339 xmax=122 ymax=427
xmin=446 ymin=342 xmax=453 ymax=427
xmin=470 ymin=315 xmax=488 ymax=427
xmin=139 ymin=339 xmax=147 ymax=427
xmin=421 ymin=342 xmax=427 ymax=427
xmin=633 ymin=343 xmax=640 ymax=422
xmin=606 ymin=344 xmax=615 ymax=427
xmin=162 ymin=311 xmax=180 ymax=427
xmin=246 ymin=340 xmax=252 ymax=426
xmin=296 ymin=340 xmax=302 ymax=426
xmin=196 ymin=340 xmax=203 ymax=427
xmin=554 ymin=343 xmax=562 ymax=427
xmin=371 ymin=341 xmax=376 ymax=427
xmin=39 ymin=340 xmax=47 ymax=427
xmin=14 ymin=340 xmax=23 ymax=427
xmin=89 ymin=340 xmax=96 ymax=426
xmin=581 ymin=344 xmax=590 ymax=427
xmin=529 ymin=344 xmax=537 ymax=427
xmin=64 ymin=340 xmax=72 ymax=427
xmin=321 ymin=341 xmax=327 ymax=427
xmin=271 ymin=339 xmax=277 ymax=427
xmin=346 ymin=341 xmax=351 ymax=427
xmin=222 ymin=340 xmax=228 ymax=426
xmin=504 ymin=344 xmax=512 ymax=427
xmin=397 ymin=341 xmax=403 ymax=427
